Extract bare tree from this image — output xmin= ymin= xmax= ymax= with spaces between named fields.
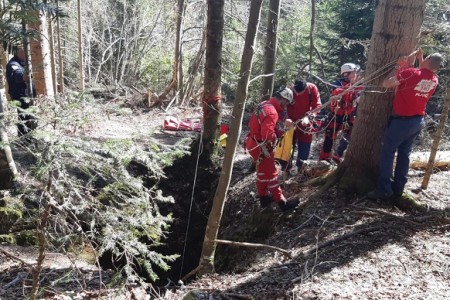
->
xmin=200 ymin=0 xmax=225 ymax=161
xmin=29 ymin=8 xmax=54 ymax=97
xmin=56 ymin=0 xmax=64 ymax=93
xmin=77 ymin=0 xmax=84 ymax=92
xmin=194 ymin=0 xmax=264 ymax=276
xmin=261 ymin=0 xmax=280 ymax=98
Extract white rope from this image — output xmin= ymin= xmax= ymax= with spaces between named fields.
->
xmin=179 ymin=126 xmax=204 ymax=280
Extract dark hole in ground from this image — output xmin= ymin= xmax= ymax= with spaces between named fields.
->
xmin=94 ymin=148 xmax=220 ymax=286
xmin=152 ymin=154 xmax=220 ymax=285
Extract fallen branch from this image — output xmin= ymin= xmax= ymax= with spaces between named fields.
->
xmin=217 ymin=293 xmax=253 ymax=300
xmin=215 ymin=239 xmax=292 ymax=259
xmin=351 ymin=205 xmax=421 ymax=226
xmin=0 ymin=247 xmax=35 ymax=267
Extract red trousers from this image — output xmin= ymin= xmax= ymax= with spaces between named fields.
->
xmin=245 ymin=138 xmax=284 ymax=202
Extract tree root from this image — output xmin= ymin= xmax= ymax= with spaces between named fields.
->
xmin=350 ymin=205 xmax=421 ymax=226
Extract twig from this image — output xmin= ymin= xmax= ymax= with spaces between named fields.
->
xmin=0 ymin=247 xmax=35 ymax=267
xmin=181 ymin=265 xmax=202 ymax=282
xmin=291 ymin=225 xmax=382 ymax=283
xmin=3 ymin=272 xmax=27 ymax=289
xmin=214 ymin=239 xmax=292 ymax=259
xmin=286 ymin=214 xmax=315 ymax=234
xmin=350 ymin=205 xmax=421 ymax=226
xmin=217 ymin=293 xmax=253 ymax=300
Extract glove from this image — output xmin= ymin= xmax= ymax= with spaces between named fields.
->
xmin=300 ymin=116 xmax=310 ymax=126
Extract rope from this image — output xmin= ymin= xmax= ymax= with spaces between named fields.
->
xmin=179 ymin=126 xmax=204 ymax=280
xmin=291 ymin=59 xmax=399 ymax=135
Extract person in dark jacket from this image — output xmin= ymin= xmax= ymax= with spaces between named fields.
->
xmin=6 ymin=46 xmax=36 ymax=136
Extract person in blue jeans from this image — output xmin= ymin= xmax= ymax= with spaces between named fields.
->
xmin=368 ymin=49 xmax=442 ymax=201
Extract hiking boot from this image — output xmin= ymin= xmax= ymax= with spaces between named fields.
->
xmin=278 ymin=197 xmax=300 ymax=212
xmin=259 ymin=195 xmax=273 ymax=208
xmin=367 ymin=190 xmax=393 ymax=201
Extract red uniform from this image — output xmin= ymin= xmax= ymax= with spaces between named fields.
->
xmin=245 ymin=98 xmax=285 ymax=202
xmin=287 ymin=83 xmax=321 ymax=143
xmin=393 ymin=68 xmax=438 ymax=116
xmin=320 ymin=83 xmax=360 ymax=160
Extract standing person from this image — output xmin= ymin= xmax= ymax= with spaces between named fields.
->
xmin=333 ymin=69 xmax=364 ymax=163
xmin=286 ymin=78 xmax=321 ymax=171
xmin=319 ymin=63 xmax=360 ymax=161
xmin=368 ymin=49 xmax=441 ymax=201
xmin=5 ymin=46 xmax=36 ymax=136
xmin=245 ymin=87 xmax=300 ymax=211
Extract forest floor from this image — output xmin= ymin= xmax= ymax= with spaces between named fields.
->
xmin=1 ymin=98 xmax=450 ymax=300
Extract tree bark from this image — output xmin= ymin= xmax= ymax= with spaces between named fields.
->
xmin=421 ymin=82 xmax=450 ymax=189
xmin=309 ymin=0 xmax=316 ymax=72
xmin=56 ymin=0 xmax=64 ymax=93
xmin=48 ymin=13 xmax=57 ymax=95
xmin=261 ymin=0 xmax=280 ymax=98
xmin=29 ymin=9 xmax=54 ymax=97
xmin=339 ymin=0 xmax=426 ymax=193
xmin=0 ymin=93 xmax=18 ymax=189
xmin=197 ymin=0 xmax=264 ymax=276
xmin=77 ymin=0 xmax=85 ymax=92
xmin=200 ymin=0 xmax=225 ymax=162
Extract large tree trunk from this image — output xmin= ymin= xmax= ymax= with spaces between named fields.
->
xmin=196 ymin=0 xmax=264 ymax=276
xmin=261 ymin=0 xmax=280 ymax=98
xmin=339 ymin=0 xmax=426 ymax=193
xmin=200 ymin=0 xmax=225 ymax=162
xmin=29 ymin=9 xmax=54 ymax=97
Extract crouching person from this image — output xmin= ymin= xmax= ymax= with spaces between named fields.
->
xmin=245 ymin=88 xmax=300 ymax=211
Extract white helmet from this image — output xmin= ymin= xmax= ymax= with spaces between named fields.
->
xmin=278 ymin=87 xmax=294 ymax=104
xmin=341 ymin=63 xmax=360 ymax=74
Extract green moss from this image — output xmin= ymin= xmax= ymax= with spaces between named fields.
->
xmin=0 ymin=234 xmax=16 ymax=244
xmin=0 ymin=206 xmax=23 ymax=234
xmin=15 ymin=230 xmax=38 ymax=246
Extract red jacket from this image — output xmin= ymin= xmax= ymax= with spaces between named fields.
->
xmin=248 ymin=97 xmax=284 ymax=144
xmin=330 ymin=83 xmax=359 ymax=116
xmin=393 ymin=68 xmax=438 ymax=116
xmin=287 ymin=83 xmax=321 ymax=121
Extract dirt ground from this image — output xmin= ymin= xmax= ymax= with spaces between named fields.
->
xmin=1 ymin=100 xmax=450 ymax=299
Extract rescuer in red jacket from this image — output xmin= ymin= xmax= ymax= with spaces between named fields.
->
xmin=287 ymin=78 xmax=322 ymax=171
xmin=319 ymin=63 xmax=360 ymax=161
xmin=245 ymin=88 xmax=300 ymax=211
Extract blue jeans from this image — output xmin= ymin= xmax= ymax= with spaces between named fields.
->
xmin=296 ymin=141 xmax=311 ymax=169
xmin=377 ymin=116 xmax=423 ymax=195
xmin=336 ymin=132 xmax=351 ymax=157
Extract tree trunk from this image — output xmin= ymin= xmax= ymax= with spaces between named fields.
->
xmin=29 ymin=9 xmax=54 ymax=97
xmin=200 ymin=0 xmax=225 ymax=162
xmin=197 ymin=0 xmax=264 ymax=276
xmin=261 ymin=0 xmax=280 ymax=98
xmin=77 ymin=0 xmax=85 ymax=92
xmin=309 ymin=0 xmax=316 ymax=71
xmin=0 ymin=93 xmax=18 ymax=189
xmin=48 ymin=14 xmax=57 ymax=95
xmin=0 ymin=48 xmax=8 ymax=101
xmin=56 ymin=0 xmax=64 ymax=93
xmin=174 ymin=0 xmax=185 ymax=100
xmin=421 ymin=82 xmax=450 ymax=189
xmin=339 ymin=0 xmax=426 ymax=194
